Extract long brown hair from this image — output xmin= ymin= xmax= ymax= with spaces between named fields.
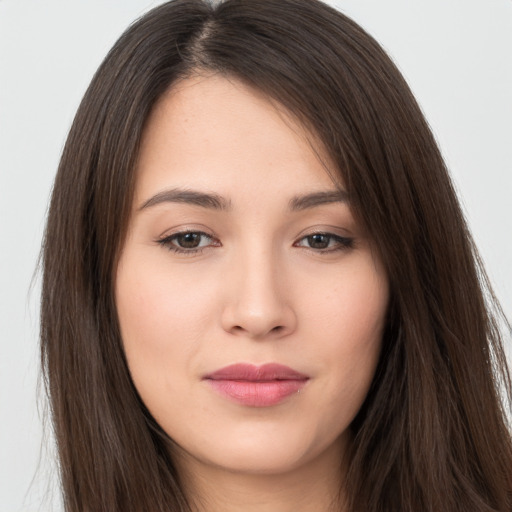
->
xmin=40 ymin=0 xmax=512 ymax=511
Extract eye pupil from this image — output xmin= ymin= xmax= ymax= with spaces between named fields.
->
xmin=177 ymin=233 xmax=201 ymax=248
xmin=308 ymin=234 xmax=329 ymax=249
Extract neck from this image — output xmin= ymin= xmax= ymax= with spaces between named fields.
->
xmin=176 ymin=442 xmax=348 ymax=512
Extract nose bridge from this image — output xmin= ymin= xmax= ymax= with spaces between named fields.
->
xmin=221 ymin=239 xmax=295 ymax=339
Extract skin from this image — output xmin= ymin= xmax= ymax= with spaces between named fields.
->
xmin=116 ymin=74 xmax=389 ymax=512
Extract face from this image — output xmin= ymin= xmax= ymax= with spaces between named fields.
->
xmin=116 ymin=74 xmax=388 ymax=478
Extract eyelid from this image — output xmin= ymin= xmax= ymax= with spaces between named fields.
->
xmin=155 ymin=226 xmax=354 ymax=255
xmin=294 ymin=221 xmax=354 ymax=237
xmin=156 ymin=228 xmax=220 ymax=254
xmin=156 ymin=223 xmax=215 ymax=239
xmin=293 ymin=230 xmax=354 ymax=253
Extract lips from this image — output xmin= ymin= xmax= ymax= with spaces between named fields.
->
xmin=204 ymin=363 xmax=309 ymax=407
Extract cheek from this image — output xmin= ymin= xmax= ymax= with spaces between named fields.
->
xmin=300 ymin=257 xmax=388 ymax=413
xmin=301 ymin=253 xmax=388 ymax=346
xmin=116 ymin=246 xmax=217 ymax=339
xmin=114 ymin=251 xmax=213 ymax=407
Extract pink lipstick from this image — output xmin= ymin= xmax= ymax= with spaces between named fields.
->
xmin=204 ymin=363 xmax=308 ymax=407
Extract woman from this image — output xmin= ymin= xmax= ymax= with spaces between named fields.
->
xmin=40 ymin=0 xmax=512 ymax=511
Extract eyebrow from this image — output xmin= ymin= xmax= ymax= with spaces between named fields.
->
xmin=139 ymin=188 xmax=232 ymax=211
xmin=139 ymin=187 xmax=349 ymax=212
xmin=288 ymin=190 xmax=349 ymax=211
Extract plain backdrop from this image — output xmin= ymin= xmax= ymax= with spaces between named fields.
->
xmin=1 ymin=0 xmax=511 ymax=510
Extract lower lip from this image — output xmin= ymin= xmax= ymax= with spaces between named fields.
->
xmin=206 ymin=379 xmax=307 ymax=407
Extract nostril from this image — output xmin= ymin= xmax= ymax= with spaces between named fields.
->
xmin=229 ymin=324 xmax=285 ymax=337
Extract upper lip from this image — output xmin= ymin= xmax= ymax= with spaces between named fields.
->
xmin=204 ymin=363 xmax=309 ymax=382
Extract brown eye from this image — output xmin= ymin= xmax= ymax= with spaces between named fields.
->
xmin=175 ymin=232 xmax=203 ymax=249
xmin=158 ymin=231 xmax=218 ymax=253
xmin=295 ymin=232 xmax=354 ymax=252
xmin=306 ymin=234 xmax=330 ymax=249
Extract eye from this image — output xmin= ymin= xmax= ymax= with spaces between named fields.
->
xmin=157 ymin=230 xmax=219 ymax=254
xmin=294 ymin=232 xmax=353 ymax=252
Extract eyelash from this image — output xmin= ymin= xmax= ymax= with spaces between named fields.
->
xmin=293 ymin=233 xmax=354 ymax=252
xmin=157 ymin=230 xmax=354 ymax=255
xmin=157 ymin=231 xmax=219 ymax=255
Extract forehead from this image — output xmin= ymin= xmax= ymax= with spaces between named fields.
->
xmin=134 ymin=74 xmax=340 ymax=206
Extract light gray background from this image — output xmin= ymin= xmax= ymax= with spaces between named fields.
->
xmin=1 ymin=1 xmax=511 ymax=510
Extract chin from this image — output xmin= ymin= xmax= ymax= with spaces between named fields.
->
xmin=169 ymin=419 xmax=348 ymax=477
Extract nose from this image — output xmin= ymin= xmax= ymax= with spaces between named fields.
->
xmin=220 ymin=247 xmax=297 ymax=340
